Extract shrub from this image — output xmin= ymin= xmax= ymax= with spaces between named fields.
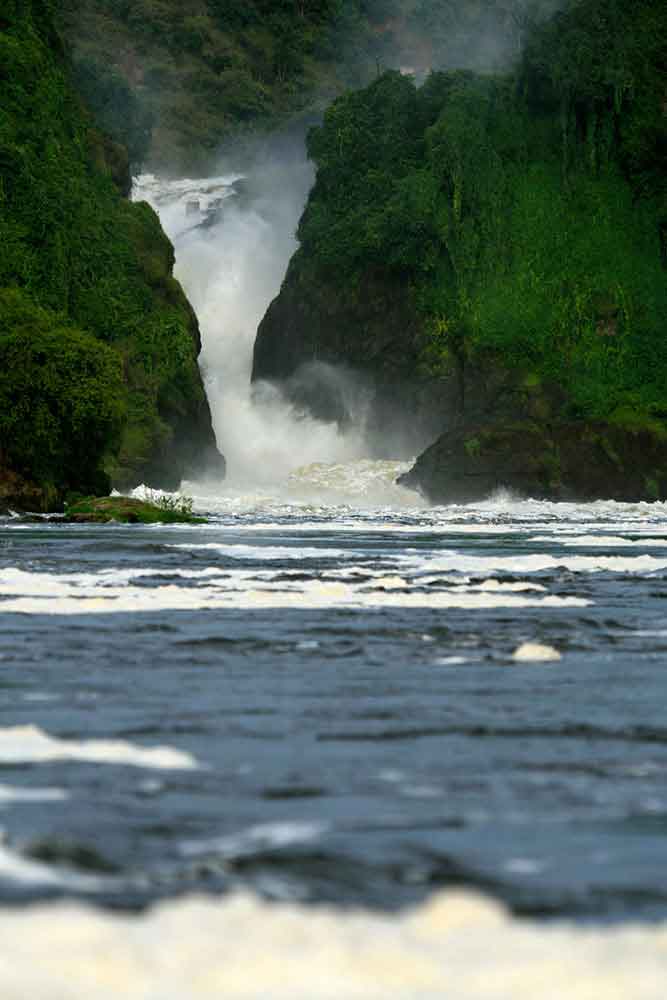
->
xmin=0 ymin=289 xmax=126 ymax=500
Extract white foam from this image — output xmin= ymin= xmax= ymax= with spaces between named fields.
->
xmin=11 ymin=498 xmax=667 ymax=618
xmin=513 ymin=643 xmax=562 ymax=663
xmin=531 ymin=534 xmax=667 ymax=547
xmin=424 ymin=552 xmax=667 ymax=575
xmin=0 ymin=726 xmax=198 ymax=771
xmin=0 ymin=890 xmax=665 ymax=998
xmin=474 ymin=579 xmax=547 ymax=593
xmin=0 ymin=580 xmax=590 ymax=615
xmin=370 ymin=576 xmax=408 ymax=590
xmin=286 ymin=459 xmax=423 ymax=507
xmin=167 ymin=543 xmax=350 ymax=560
xmin=0 ymin=785 xmax=68 ymax=805
xmin=180 ymin=821 xmax=328 ymax=859
xmin=0 ymin=567 xmax=226 ymax=597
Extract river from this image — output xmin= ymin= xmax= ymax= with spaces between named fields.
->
xmin=1 ymin=170 xmax=667 ymax=996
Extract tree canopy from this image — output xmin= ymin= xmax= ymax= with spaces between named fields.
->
xmin=297 ymin=0 xmax=667 ymax=422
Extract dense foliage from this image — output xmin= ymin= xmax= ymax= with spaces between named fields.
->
xmin=298 ymin=0 xmax=667 ymax=424
xmin=57 ymin=0 xmax=563 ymax=168
xmin=0 ymin=2 xmax=212 ymax=506
xmin=0 ymin=290 xmax=124 ymax=504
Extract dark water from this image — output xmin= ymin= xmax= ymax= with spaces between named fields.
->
xmin=2 ymin=491 xmax=667 ymax=921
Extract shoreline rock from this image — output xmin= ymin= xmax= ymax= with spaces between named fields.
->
xmin=63 ymin=497 xmax=204 ymax=525
xmin=399 ymin=419 xmax=667 ymax=504
xmin=0 ymin=496 xmax=205 ymax=525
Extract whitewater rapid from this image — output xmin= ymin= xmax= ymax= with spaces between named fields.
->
xmin=4 ymin=488 xmax=667 ymax=996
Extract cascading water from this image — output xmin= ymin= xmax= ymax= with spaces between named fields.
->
xmin=132 ymin=147 xmax=416 ymax=506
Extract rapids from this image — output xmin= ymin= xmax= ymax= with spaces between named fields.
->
xmin=3 ymin=491 xmax=667 ymax=925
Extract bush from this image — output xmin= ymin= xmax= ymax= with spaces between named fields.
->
xmin=0 ymin=289 xmax=125 ymax=500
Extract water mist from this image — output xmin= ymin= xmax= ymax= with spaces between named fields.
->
xmin=133 ymin=140 xmax=371 ymax=493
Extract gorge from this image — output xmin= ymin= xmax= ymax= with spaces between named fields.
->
xmin=3 ymin=4 xmax=667 ymax=997
xmin=3 ymin=1 xmax=666 ymax=507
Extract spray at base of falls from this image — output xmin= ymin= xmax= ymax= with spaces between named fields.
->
xmin=133 ymin=150 xmax=399 ymax=502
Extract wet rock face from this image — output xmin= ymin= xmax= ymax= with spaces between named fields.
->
xmin=253 ymin=247 xmax=667 ymax=503
xmin=252 ymin=257 xmax=455 ymax=457
xmin=395 ymin=350 xmax=667 ymax=504
xmin=131 ymin=431 xmax=226 ymax=494
xmin=400 ymin=420 xmax=667 ymax=504
xmin=253 ymin=257 xmax=424 ymax=384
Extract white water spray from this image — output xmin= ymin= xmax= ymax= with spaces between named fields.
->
xmin=133 ymin=149 xmax=373 ymax=494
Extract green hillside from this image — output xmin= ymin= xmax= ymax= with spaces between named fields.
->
xmin=255 ymin=0 xmax=667 ymax=500
xmin=57 ymin=0 xmax=562 ymax=169
xmin=0 ymin=1 xmax=220 ymax=510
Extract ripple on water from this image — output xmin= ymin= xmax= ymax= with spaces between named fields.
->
xmin=2 ymin=490 xmax=667 ymax=924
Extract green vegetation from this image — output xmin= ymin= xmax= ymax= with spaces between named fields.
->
xmin=0 ymin=290 xmax=124 ymax=507
xmin=3 ymin=0 xmax=664 ymax=507
xmin=297 ymin=0 xmax=667 ymax=428
xmin=57 ymin=0 xmax=564 ymax=169
xmin=58 ymin=0 xmax=384 ymax=167
xmin=0 ymin=2 xmax=216 ymax=509
xmin=64 ymin=495 xmax=203 ymax=524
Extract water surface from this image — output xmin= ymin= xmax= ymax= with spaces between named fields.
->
xmin=2 ymin=479 xmax=667 ymax=922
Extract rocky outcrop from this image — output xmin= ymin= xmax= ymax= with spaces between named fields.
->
xmin=400 ymin=352 xmax=667 ymax=503
xmin=0 ymin=465 xmax=55 ymax=515
xmin=395 ymin=351 xmax=667 ymax=503
xmin=400 ymin=420 xmax=667 ymax=503
xmin=253 ymin=255 xmax=454 ymax=456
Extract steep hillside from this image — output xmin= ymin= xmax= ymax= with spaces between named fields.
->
xmin=0 ymin=1 xmax=223 ymax=511
xmin=253 ymin=0 xmax=667 ymax=500
xmin=56 ymin=0 xmax=561 ymax=170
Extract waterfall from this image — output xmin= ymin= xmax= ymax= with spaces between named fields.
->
xmin=132 ymin=145 xmax=368 ymax=491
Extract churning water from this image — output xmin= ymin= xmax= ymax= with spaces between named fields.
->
xmin=3 ymin=491 xmax=667 ymax=994
xmin=132 ymin=166 xmax=370 ymax=487
xmin=3 ymin=173 xmax=667 ymax=996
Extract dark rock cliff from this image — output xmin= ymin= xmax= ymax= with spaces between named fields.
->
xmin=398 ymin=368 xmax=667 ymax=503
xmin=253 ymin=254 xmax=454 ymax=457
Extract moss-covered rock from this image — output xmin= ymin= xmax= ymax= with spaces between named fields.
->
xmin=400 ymin=419 xmax=667 ymax=503
xmin=64 ymin=496 xmax=204 ymax=524
xmin=400 ymin=348 xmax=667 ymax=503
